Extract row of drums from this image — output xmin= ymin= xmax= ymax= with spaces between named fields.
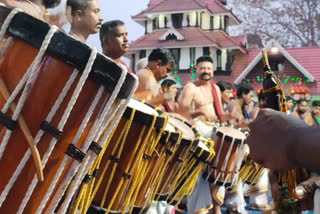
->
xmin=0 ymin=5 xmax=267 ymax=214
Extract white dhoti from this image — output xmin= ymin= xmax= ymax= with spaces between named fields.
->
xmin=243 ymin=170 xmax=270 ymax=210
xmin=225 ymin=182 xmax=247 ymax=214
xmin=148 ymin=201 xmax=175 ymax=214
xmin=187 ymin=173 xmax=213 ymax=214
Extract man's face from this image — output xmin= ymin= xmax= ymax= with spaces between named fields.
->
xmin=242 ymin=90 xmax=254 ymax=105
xmin=196 ymin=61 xmax=214 ymax=81
xmin=221 ymin=89 xmax=233 ymax=104
xmin=297 ymin=101 xmax=308 ymax=114
xmin=286 ymin=99 xmax=293 ymax=110
xmin=103 ymin=25 xmax=129 ymax=58
xmin=82 ymin=0 xmax=103 ymax=34
xmin=311 ymin=106 xmax=320 ymax=117
xmin=158 ymin=61 xmax=173 ymax=80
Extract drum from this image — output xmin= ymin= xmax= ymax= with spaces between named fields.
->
xmin=155 ymin=115 xmax=215 ymax=206
xmin=168 ymin=135 xmax=214 ymax=205
xmin=203 ymin=126 xmax=247 ymax=187
xmin=79 ymin=98 xmax=168 ymax=214
xmin=240 ymin=160 xmax=269 ymax=186
xmin=133 ymin=115 xmax=181 ymax=211
xmin=0 ymin=6 xmax=136 ymax=214
xmin=155 ymin=115 xmax=198 ymax=202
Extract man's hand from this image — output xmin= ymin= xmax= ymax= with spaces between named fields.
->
xmin=247 ymin=108 xmax=307 ymax=170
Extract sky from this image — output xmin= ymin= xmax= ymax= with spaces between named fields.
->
xmin=50 ymin=0 xmax=150 ymax=52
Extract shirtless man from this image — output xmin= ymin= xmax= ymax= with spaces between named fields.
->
xmin=250 ymin=90 xmax=266 ymax=120
xmin=135 ymin=48 xmax=174 ymax=106
xmin=66 ymin=0 xmax=103 ymax=42
xmin=227 ymin=83 xmax=254 ymax=126
xmin=178 ymin=56 xmax=222 ymax=122
xmin=1 ymin=0 xmax=60 ymax=21
xmin=304 ymin=100 xmax=320 ymax=126
xmin=292 ymin=98 xmax=308 ymax=120
xmin=216 ymin=80 xmax=233 ymax=106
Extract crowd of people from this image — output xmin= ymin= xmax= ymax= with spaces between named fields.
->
xmin=1 ymin=0 xmax=320 ymax=213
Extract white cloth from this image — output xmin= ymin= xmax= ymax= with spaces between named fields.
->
xmin=148 ymin=201 xmax=174 ymax=214
xmin=315 ymin=188 xmax=320 ymax=214
xmin=187 ymin=173 xmax=213 ymax=214
xmin=224 ymin=182 xmax=247 ymax=214
xmin=243 ymin=170 xmax=269 ymax=210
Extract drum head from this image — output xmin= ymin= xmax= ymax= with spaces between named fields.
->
xmin=216 ymin=126 xmax=246 ymax=144
xmin=168 ymin=116 xmax=194 ymax=140
xmin=128 ymin=98 xmax=159 ymax=116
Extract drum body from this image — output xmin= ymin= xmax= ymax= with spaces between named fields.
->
xmin=155 ymin=115 xmax=197 ymax=201
xmin=134 ymin=118 xmax=179 ymax=210
xmin=240 ymin=160 xmax=269 ymax=186
xmin=204 ymin=126 xmax=247 ymax=187
xmin=0 ymin=6 xmax=135 ymax=214
xmin=89 ymin=99 xmax=167 ymax=213
xmin=156 ymin=115 xmax=215 ymax=205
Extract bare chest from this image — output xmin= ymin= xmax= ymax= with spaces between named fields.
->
xmin=192 ymin=86 xmax=213 ymax=107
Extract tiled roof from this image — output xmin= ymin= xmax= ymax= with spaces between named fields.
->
xmin=201 ymin=0 xmax=229 ymax=14
xmin=133 ymin=0 xmax=230 ymax=18
xmin=286 ymin=46 xmax=320 ymax=94
xmin=129 ymin=28 xmax=246 ymax=51
xmin=206 ymin=30 xmax=246 ymax=52
xmin=145 ymin=0 xmax=205 ymax=13
xmin=129 ymin=27 xmax=218 ymax=49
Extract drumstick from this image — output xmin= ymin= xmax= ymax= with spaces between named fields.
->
xmin=0 ymin=75 xmax=43 ymax=181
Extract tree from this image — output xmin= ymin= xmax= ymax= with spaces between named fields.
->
xmin=227 ymin=0 xmax=320 ymax=47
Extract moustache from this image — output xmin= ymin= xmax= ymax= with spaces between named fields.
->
xmin=97 ymin=21 xmax=102 ymax=26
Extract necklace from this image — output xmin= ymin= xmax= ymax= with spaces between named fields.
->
xmin=25 ymin=0 xmax=43 ymax=15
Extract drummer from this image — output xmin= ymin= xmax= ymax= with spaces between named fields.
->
xmin=0 ymin=0 xmax=61 ymax=21
xmin=135 ymin=48 xmax=174 ymax=106
xmin=178 ymin=56 xmax=223 ymax=122
xmin=304 ymin=100 xmax=320 ymax=126
xmin=226 ymin=83 xmax=254 ymax=127
xmin=99 ymin=20 xmax=134 ymax=73
xmin=66 ymin=0 xmax=103 ymax=42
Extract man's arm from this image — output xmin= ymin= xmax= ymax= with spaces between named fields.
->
xmin=135 ymin=69 xmax=164 ymax=106
xmin=177 ymin=83 xmax=195 ymax=120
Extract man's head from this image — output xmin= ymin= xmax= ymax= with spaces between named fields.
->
xmin=216 ymin=81 xmax=233 ymax=104
xmin=286 ymin=95 xmax=293 ymax=110
xmin=161 ymin=79 xmax=177 ymax=101
xmin=43 ymin=0 xmax=61 ymax=8
xmin=67 ymin=0 xmax=103 ymax=35
xmin=148 ymin=48 xmax=174 ymax=81
xmin=311 ymin=100 xmax=320 ymax=117
xmin=296 ymin=98 xmax=308 ymax=114
xmin=196 ymin=56 xmax=214 ymax=81
xmin=237 ymin=84 xmax=254 ymax=105
xmin=100 ymin=20 xmax=129 ymax=60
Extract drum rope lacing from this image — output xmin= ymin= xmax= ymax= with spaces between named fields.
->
xmin=145 ymin=129 xmax=183 ymax=207
xmin=205 ymin=129 xmax=246 ymax=187
xmin=71 ymin=108 xmax=133 ymax=214
xmin=16 ymin=45 xmax=97 ymax=214
xmin=46 ymin=62 xmax=135 ymax=214
xmin=70 ymin=108 xmax=166 ymax=214
xmin=153 ymin=128 xmax=182 ymax=202
xmin=0 ymin=69 xmax=78 ymax=210
xmin=0 ymin=9 xmax=57 ymax=160
xmin=169 ymin=138 xmax=215 ymax=205
xmin=0 ymin=15 xmax=58 ymax=208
